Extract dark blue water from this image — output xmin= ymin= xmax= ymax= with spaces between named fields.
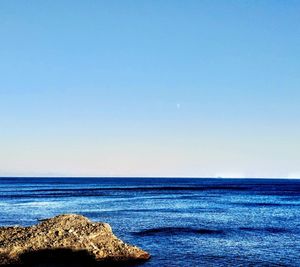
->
xmin=0 ymin=178 xmax=300 ymax=266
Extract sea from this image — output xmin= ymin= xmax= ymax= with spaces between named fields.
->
xmin=0 ymin=178 xmax=299 ymax=266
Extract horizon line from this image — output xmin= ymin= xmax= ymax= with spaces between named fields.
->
xmin=0 ymin=176 xmax=299 ymax=179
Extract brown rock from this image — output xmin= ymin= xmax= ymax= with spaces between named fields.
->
xmin=0 ymin=214 xmax=150 ymax=266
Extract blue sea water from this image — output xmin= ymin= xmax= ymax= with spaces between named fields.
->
xmin=0 ymin=178 xmax=300 ymax=266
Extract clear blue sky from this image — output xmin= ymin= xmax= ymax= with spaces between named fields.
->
xmin=0 ymin=1 xmax=299 ymax=177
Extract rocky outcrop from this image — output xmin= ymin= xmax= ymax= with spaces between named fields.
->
xmin=0 ymin=214 xmax=150 ymax=266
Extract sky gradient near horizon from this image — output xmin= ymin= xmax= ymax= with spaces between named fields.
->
xmin=0 ymin=1 xmax=300 ymax=178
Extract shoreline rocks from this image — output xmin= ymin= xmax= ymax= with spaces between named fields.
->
xmin=0 ymin=214 xmax=150 ymax=266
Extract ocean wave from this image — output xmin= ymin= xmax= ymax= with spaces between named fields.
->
xmin=239 ymin=227 xmax=288 ymax=234
xmin=234 ymin=202 xmax=298 ymax=207
xmin=0 ymin=201 xmax=62 ymax=208
xmin=133 ymin=227 xmax=224 ymax=236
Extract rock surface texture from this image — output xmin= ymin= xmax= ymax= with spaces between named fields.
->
xmin=0 ymin=214 xmax=150 ymax=266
